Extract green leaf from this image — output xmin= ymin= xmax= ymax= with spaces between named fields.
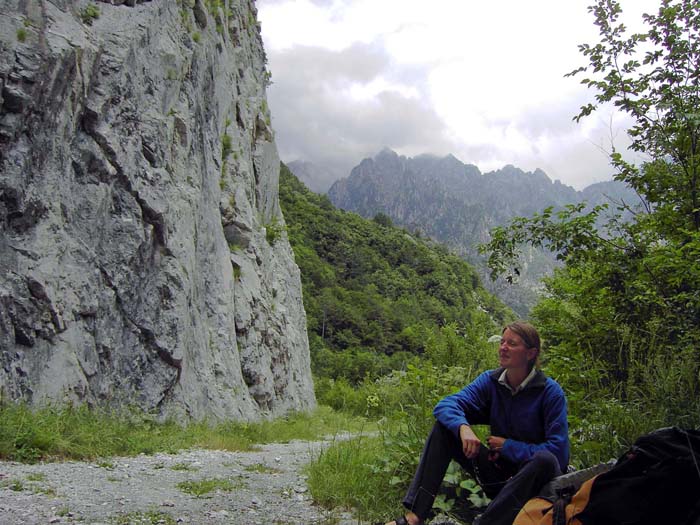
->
xmin=432 ymin=494 xmax=454 ymax=512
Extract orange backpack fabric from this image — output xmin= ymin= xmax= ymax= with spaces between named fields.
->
xmin=513 ymin=475 xmax=597 ymax=525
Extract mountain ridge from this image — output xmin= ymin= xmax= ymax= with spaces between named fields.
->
xmin=322 ymin=149 xmax=641 ymax=315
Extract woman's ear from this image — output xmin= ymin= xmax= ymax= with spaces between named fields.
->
xmin=526 ymin=347 xmax=538 ymax=364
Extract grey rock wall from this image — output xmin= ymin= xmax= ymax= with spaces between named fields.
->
xmin=0 ymin=0 xmax=315 ymax=419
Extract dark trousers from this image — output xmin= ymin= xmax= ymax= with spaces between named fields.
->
xmin=403 ymin=422 xmax=561 ymax=525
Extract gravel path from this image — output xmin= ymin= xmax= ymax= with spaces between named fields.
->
xmin=0 ymin=436 xmax=361 ymax=525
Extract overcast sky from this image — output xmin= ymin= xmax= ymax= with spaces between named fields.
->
xmin=256 ymin=0 xmax=660 ymax=190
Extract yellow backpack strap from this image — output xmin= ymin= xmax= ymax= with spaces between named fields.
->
xmin=566 ymin=475 xmax=598 ymax=521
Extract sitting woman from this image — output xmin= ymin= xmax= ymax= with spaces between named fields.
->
xmin=385 ymin=321 xmax=569 ymax=525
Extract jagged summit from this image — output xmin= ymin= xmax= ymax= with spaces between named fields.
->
xmin=376 ymin=146 xmax=401 ymax=159
xmin=328 ymin=151 xmax=577 ymax=233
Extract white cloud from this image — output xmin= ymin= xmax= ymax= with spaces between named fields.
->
xmin=343 ymin=77 xmax=420 ymax=102
xmin=257 ymin=0 xmax=662 ymax=189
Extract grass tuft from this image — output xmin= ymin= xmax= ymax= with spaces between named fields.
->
xmin=2 ymin=479 xmax=25 ymax=492
xmin=244 ymin=462 xmax=281 ymax=474
xmin=113 ymin=509 xmax=176 ymax=524
xmin=176 ymin=477 xmax=244 ymax=497
xmin=221 ymin=133 xmax=233 ymax=159
xmin=25 ymin=472 xmax=46 ymax=482
xmin=170 ymin=462 xmax=198 ymax=471
xmin=305 ymin=434 xmax=400 ymax=522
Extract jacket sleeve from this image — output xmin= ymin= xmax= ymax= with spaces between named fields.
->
xmin=433 ymin=371 xmax=492 ymax=438
xmin=501 ymin=381 xmax=570 ymax=471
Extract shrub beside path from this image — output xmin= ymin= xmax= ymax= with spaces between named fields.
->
xmin=0 ymin=436 xmax=359 ymax=525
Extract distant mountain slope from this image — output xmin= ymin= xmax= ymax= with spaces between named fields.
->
xmin=327 ymin=149 xmax=641 ymax=315
xmin=287 ymin=160 xmax=338 ymax=194
xmin=279 ymin=164 xmax=511 ymax=382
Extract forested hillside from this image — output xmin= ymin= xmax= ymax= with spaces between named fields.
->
xmin=279 ymin=164 xmax=511 ymax=385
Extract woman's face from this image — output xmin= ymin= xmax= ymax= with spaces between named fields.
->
xmin=499 ymin=328 xmax=537 ymax=371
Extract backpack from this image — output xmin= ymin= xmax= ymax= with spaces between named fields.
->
xmin=514 ymin=427 xmax=700 ymax=525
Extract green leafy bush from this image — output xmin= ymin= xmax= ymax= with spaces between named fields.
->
xmin=265 ymin=217 xmax=284 ymax=245
xmin=79 ymin=4 xmax=100 ymax=25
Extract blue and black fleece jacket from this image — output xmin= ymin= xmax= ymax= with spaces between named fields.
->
xmin=433 ymin=368 xmax=570 ymax=472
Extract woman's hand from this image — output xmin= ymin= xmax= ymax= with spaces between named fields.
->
xmin=486 ymin=435 xmax=505 ymax=461
xmin=487 ymin=435 xmax=506 ymax=452
xmin=459 ymin=425 xmax=482 ymax=459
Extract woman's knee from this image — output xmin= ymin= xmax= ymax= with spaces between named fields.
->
xmin=527 ymin=450 xmax=560 ymax=479
xmin=427 ymin=422 xmax=471 ymax=464
xmin=431 ymin=421 xmax=451 ymax=437
xmin=428 ymin=421 xmax=461 ymax=448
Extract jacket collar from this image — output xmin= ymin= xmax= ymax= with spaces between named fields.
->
xmin=489 ymin=367 xmax=547 ymax=390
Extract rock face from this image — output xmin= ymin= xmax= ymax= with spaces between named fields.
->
xmin=0 ymin=0 xmax=315 ymax=419
xmin=328 ymin=149 xmax=584 ymax=243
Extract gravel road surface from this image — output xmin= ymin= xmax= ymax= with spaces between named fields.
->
xmin=0 ymin=437 xmax=361 ymax=525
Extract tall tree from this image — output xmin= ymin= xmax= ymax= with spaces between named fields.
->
xmin=572 ymin=0 xmax=700 ymax=235
xmin=480 ymin=0 xmax=700 ymax=430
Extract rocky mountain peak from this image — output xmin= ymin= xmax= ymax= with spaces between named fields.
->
xmin=375 ymin=147 xmax=401 ymax=160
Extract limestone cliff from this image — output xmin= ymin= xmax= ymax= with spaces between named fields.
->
xmin=0 ymin=0 xmax=315 ymax=419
